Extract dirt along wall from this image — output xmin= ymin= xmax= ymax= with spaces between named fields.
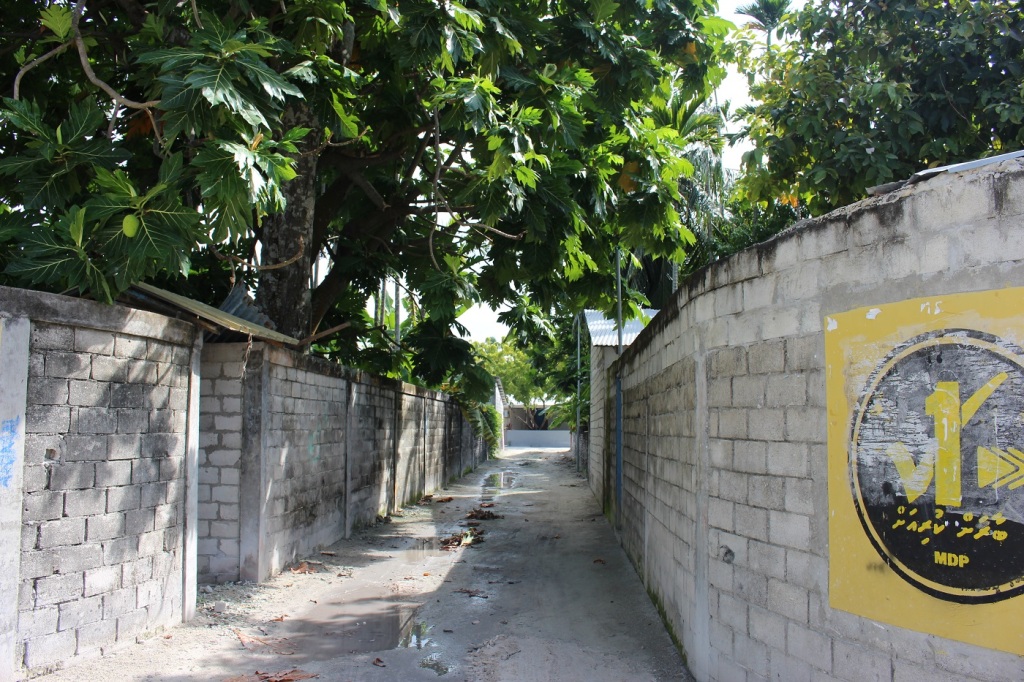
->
xmin=198 ymin=342 xmax=488 ymax=584
xmin=593 ymin=158 xmax=1024 ymax=681
xmin=0 ymin=287 xmax=202 ymax=680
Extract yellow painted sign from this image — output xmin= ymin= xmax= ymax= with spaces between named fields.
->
xmin=826 ymin=289 xmax=1024 ymax=655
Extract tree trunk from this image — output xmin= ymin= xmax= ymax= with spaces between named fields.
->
xmin=256 ymin=104 xmax=323 ymax=341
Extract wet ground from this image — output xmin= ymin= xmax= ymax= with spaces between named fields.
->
xmin=32 ymin=447 xmax=693 ymax=681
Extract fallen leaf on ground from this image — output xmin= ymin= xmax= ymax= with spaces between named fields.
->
xmin=223 ymin=669 xmax=319 ymax=682
xmin=479 ymin=502 xmax=496 ymax=508
xmin=320 ymin=551 xmax=336 ymax=556
xmin=270 ymin=615 xmax=287 ymax=622
xmin=233 ymin=629 xmax=295 ymax=655
xmin=418 ymin=494 xmax=434 ymax=504
xmin=234 ymin=629 xmax=269 ymax=652
xmin=455 ymin=588 xmax=488 ymax=598
xmin=466 ymin=521 xmax=481 ymax=527
xmin=467 ymin=508 xmax=502 ymax=520
xmin=440 ymin=529 xmax=485 ymax=550
xmin=593 ymin=558 xmax=606 ymax=564
xmin=289 ymin=562 xmax=317 ymax=574
xmin=423 ymin=572 xmax=431 ymax=576
xmin=435 ymin=496 xmax=454 ymax=503
xmin=372 ymin=658 xmax=387 ymax=667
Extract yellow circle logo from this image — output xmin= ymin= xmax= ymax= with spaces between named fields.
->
xmin=851 ymin=330 xmax=1024 ymax=603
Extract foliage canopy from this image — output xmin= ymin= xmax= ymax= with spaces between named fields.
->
xmin=1 ymin=0 xmax=730 ymax=398
xmin=735 ymin=0 xmax=1024 ymax=214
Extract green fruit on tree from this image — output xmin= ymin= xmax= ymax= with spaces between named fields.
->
xmin=122 ymin=214 xmax=140 ymax=238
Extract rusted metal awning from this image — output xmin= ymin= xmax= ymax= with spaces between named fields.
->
xmin=127 ymin=282 xmax=300 ymax=346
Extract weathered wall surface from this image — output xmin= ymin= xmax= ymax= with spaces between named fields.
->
xmin=588 ymin=346 xmax=616 ymax=513
xmin=199 ymin=343 xmax=487 ymax=584
xmin=593 ymin=159 xmax=1024 ymax=681
xmin=0 ymin=287 xmax=200 ymax=680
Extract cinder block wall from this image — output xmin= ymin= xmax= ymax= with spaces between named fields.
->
xmin=593 ymin=159 xmax=1024 ymax=681
xmin=199 ymin=343 xmax=487 ymax=584
xmin=196 ymin=345 xmax=244 ymax=584
xmin=588 ymin=346 xmax=615 ymax=512
xmin=0 ymin=287 xmax=200 ymax=679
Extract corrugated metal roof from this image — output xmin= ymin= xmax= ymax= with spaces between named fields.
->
xmin=131 ymin=282 xmax=300 ymax=346
xmin=867 ymin=149 xmax=1024 ymax=196
xmin=584 ymin=309 xmax=658 ymax=347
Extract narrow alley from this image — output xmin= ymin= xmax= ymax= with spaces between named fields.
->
xmin=35 ymin=447 xmax=691 ymax=682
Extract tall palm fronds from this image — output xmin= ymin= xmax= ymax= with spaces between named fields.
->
xmin=736 ymin=0 xmax=792 ymax=46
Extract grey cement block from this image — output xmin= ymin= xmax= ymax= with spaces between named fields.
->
xmin=26 ymin=404 xmax=71 ymax=434
xmin=22 ymin=491 xmax=65 ymax=523
xmin=17 ymin=606 xmax=58 ymax=639
xmin=28 ymin=378 xmax=69 ymax=406
xmin=90 ymin=356 xmax=127 ymax=382
xmin=34 ymin=573 xmax=83 ymax=607
xmin=74 ymin=329 xmax=116 ymax=355
xmin=57 ymin=594 xmax=103 ymax=632
xmin=106 ymin=485 xmax=141 ymax=513
xmin=86 ymin=513 xmax=126 ymax=542
xmin=31 ymin=324 xmax=73 ymax=351
xmin=44 ymin=353 xmax=91 ymax=380
xmin=75 ymin=618 xmax=116 ymax=653
xmin=83 ymin=566 xmax=121 ymax=598
xmin=787 ymin=621 xmax=832 ymax=671
xmin=63 ymin=489 xmax=106 ymax=517
xmin=76 ymin=407 xmax=117 ymax=434
xmin=37 ymin=517 xmax=86 ymax=549
xmin=95 ymin=460 xmax=132 ymax=487
xmin=63 ymin=435 xmax=108 ymax=462
xmin=22 ymin=628 xmax=78 ymax=669
xmin=114 ymin=337 xmax=147 ymax=359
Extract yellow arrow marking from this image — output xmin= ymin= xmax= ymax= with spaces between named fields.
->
xmin=887 ymin=441 xmax=934 ymax=503
xmin=977 ymin=446 xmax=1024 ymax=490
xmin=962 ymin=372 xmax=1008 ymax=424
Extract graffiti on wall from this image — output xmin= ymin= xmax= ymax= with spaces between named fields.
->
xmin=0 ymin=323 xmax=15 ymax=488
xmin=826 ymin=289 xmax=1024 ymax=655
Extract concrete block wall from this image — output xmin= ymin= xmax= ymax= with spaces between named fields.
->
xmin=199 ymin=343 xmax=487 ymax=584
xmin=588 ymin=346 xmax=616 ymax=512
xmin=344 ymin=374 xmax=397 ymax=533
xmin=0 ymin=287 xmax=200 ymax=679
xmin=594 ymin=159 xmax=1024 ymax=681
xmin=197 ymin=344 xmax=244 ymax=584
xmin=264 ymin=347 xmax=348 ymax=576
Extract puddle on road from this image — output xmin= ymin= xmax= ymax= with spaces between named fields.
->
xmin=420 ymin=652 xmax=450 ymax=675
xmin=393 ymin=537 xmax=448 ymax=563
xmin=271 ymin=600 xmax=437 ymax=659
xmin=399 ymin=620 xmax=433 ymax=649
xmin=481 ymin=470 xmax=520 ymax=505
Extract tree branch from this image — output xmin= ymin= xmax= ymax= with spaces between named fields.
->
xmin=209 ymin=236 xmax=305 ymax=271
xmin=72 ymin=0 xmax=160 ymax=112
xmin=13 ymin=41 xmax=72 ymax=100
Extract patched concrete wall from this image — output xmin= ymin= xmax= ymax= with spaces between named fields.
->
xmin=199 ymin=343 xmax=487 ymax=584
xmin=197 ymin=345 xmax=243 ymax=584
xmin=588 ymin=346 xmax=616 ymax=513
xmin=593 ymin=159 xmax=1024 ymax=680
xmin=0 ymin=287 xmax=200 ymax=679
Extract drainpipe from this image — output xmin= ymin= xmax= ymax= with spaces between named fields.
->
xmin=575 ymin=313 xmax=581 ymax=473
xmin=394 ymin=277 xmax=401 ymax=347
xmin=615 ymin=248 xmax=624 ymax=529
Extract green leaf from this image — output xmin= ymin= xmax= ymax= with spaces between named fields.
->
xmin=185 ymin=63 xmax=269 ymax=127
xmin=40 ymin=5 xmax=72 ymax=41
xmin=236 ymin=59 xmax=304 ymax=102
xmin=590 ymin=0 xmax=619 ymax=23
xmin=69 ymin=206 xmax=85 ymax=246
xmin=330 ymin=94 xmax=360 ymax=138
